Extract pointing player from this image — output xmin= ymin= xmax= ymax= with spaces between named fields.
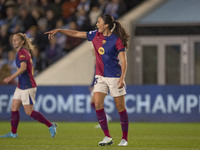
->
xmin=0 ymin=33 xmax=57 ymax=138
xmin=45 ymin=14 xmax=129 ymax=146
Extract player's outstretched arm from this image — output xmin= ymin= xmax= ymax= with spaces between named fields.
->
xmin=44 ymin=29 xmax=87 ymax=39
xmin=3 ymin=62 xmax=27 ymax=84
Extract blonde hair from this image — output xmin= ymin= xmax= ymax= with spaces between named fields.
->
xmin=14 ymin=33 xmax=34 ymax=56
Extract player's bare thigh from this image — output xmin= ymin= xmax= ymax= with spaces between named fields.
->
xmin=11 ymin=99 xmax=22 ymax=111
xmin=11 ymin=99 xmax=34 ymax=116
xmin=94 ymin=92 xmax=107 ymax=110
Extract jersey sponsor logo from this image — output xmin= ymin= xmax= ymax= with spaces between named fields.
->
xmin=98 ymin=47 xmax=105 ymax=55
xmin=20 ymin=55 xmax=25 ymax=58
xmin=102 ymin=40 xmax=106 ymax=44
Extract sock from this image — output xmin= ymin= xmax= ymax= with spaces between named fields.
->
xmin=91 ymin=102 xmax=95 ymax=110
xmin=30 ymin=111 xmax=52 ymax=127
xmin=11 ymin=111 xmax=20 ymax=134
xmin=96 ymin=108 xmax=110 ymax=137
xmin=119 ymin=109 xmax=129 ymax=141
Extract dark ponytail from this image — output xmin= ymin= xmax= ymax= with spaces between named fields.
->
xmin=100 ymin=14 xmax=129 ymax=48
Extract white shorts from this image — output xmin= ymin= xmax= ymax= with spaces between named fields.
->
xmin=13 ymin=87 xmax=37 ymax=105
xmin=93 ymin=75 xmax=126 ymax=97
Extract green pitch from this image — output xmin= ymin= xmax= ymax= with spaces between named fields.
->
xmin=0 ymin=122 xmax=200 ymax=150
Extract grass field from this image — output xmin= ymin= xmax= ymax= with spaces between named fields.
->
xmin=0 ymin=122 xmax=200 ymax=150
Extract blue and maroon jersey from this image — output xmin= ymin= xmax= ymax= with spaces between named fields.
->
xmin=87 ymin=30 xmax=125 ymax=77
xmin=16 ymin=48 xmax=37 ymax=89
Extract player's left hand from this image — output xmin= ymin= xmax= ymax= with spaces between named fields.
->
xmin=3 ymin=76 xmax=12 ymax=84
xmin=118 ymin=78 xmax=125 ymax=89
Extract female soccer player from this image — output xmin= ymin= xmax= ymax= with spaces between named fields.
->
xmin=45 ymin=14 xmax=129 ymax=146
xmin=0 ymin=33 xmax=57 ymax=138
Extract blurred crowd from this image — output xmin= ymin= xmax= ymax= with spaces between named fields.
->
xmin=0 ymin=0 xmax=143 ymax=84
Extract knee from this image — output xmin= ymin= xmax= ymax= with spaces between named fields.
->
xmin=116 ymin=103 xmax=125 ymax=112
xmin=95 ymin=101 xmax=104 ymax=110
xmin=25 ymin=109 xmax=33 ymax=116
xmin=11 ymin=100 xmax=21 ymax=111
xmin=11 ymin=105 xmax=18 ymax=112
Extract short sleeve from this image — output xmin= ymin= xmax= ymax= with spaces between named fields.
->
xmin=18 ymin=49 xmax=29 ymax=63
xmin=116 ymin=38 xmax=125 ymax=53
xmin=87 ymin=30 xmax=97 ymax=41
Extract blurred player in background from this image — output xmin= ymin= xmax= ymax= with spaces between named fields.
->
xmin=0 ymin=33 xmax=57 ymax=138
xmin=45 ymin=14 xmax=129 ymax=146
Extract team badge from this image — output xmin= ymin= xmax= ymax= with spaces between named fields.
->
xmin=102 ymin=40 xmax=106 ymax=44
xmin=98 ymin=47 xmax=105 ymax=55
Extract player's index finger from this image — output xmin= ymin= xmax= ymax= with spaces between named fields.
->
xmin=44 ymin=31 xmax=51 ymax=34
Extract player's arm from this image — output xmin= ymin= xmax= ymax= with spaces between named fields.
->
xmin=44 ymin=29 xmax=87 ymax=39
xmin=118 ymin=51 xmax=127 ymax=88
xmin=4 ymin=62 xmax=27 ymax=84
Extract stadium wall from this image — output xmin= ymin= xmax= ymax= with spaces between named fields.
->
xmin=0 ymin=85 xmax=199 ymax=122
xmin=35 ymin=42 xmax=95 ymax=85
xmin=35 ymin=0 xmax=166 ymax=85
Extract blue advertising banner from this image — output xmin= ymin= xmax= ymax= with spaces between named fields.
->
xmin=0 ymin=85 xmax=200 ymax=122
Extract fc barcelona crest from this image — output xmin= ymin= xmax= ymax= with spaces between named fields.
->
xmin=102 ymin=40 xmax=106 ymax=44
